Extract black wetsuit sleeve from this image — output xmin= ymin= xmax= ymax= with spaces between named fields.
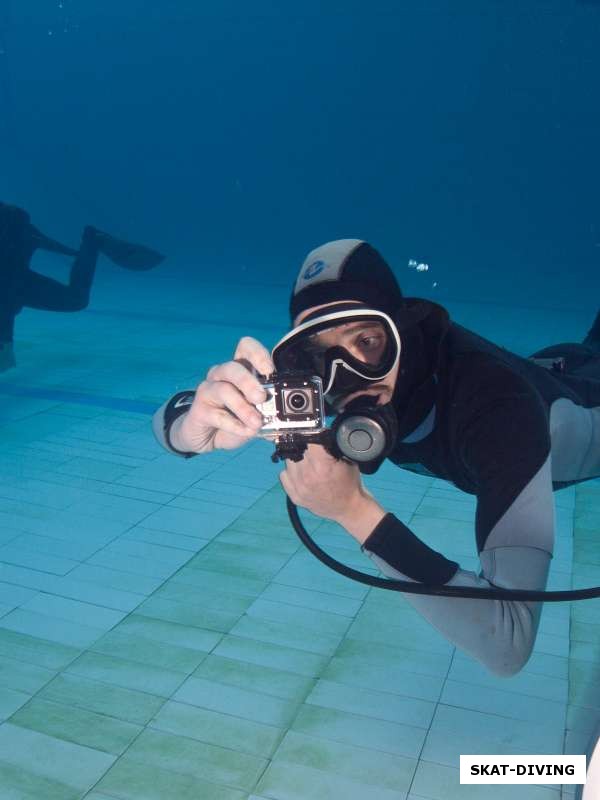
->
xmin=362 ymin=514 xmax=458 ymax=584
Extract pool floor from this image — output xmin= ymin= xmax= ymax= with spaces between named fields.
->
xmin=0 ymin=266 xmax=598 ymax=799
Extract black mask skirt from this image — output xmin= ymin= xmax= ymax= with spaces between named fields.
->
xmin=272 ymin=305 xmax=401 ymax=404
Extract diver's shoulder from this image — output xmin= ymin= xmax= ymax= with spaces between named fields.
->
xmin=443 ymin=332 xmax=536 ymax=402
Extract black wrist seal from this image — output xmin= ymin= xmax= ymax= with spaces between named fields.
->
xmin=163 ymin=391 xmax=196 ymax=458
xmin=362 ymin=513 xmax=459 ymax=584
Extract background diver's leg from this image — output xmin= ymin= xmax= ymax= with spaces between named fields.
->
xmin=19 ymin=221 xmax=166 ymax=314
xmin=583 ymin=310 xmax=600 ymax=354
xmin=21 ymin=226 xmax=101 ymax=312
xmin=0 ymin=309 xmax=16 ymax=343
xmin=0 ymin=311 xmax=16 ymax=372
xmin=529 ymin=309 xmax=600 ymax=380
xmin=28 ymin=224 xmax=78 ymax=258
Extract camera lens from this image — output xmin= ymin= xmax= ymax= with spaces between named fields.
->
xmin=288 ymin=391 xmax=308 ymax=411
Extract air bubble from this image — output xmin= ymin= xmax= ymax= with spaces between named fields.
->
xmin=408 ymin=259 xmax=429 ymax=272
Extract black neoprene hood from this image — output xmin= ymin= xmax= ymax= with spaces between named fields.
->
xmin=290 ymin=241 xmax=405 ymax=323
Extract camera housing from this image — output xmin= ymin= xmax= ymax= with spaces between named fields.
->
xmin=256 ymin=371 xmax=326 ymax=439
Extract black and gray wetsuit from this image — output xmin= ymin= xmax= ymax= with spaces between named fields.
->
xmin=153 ymin=300 xmax=600 ymax=676
xmin=362 ymin=300 xmax=600 ymax=676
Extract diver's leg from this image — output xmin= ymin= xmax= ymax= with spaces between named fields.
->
xmin=67 ymin=226 xmax=101 ymax=307
xmin=0 ymin=341 xmax=16 ymax=372
xmin=28 ymin=225 xmax=78 ymax=258
xmin=21 ymin=227 xmax=101 ymax=312
xmin=530 ymin=309 xmax=600 ymax=379
xmin=20 ymin=221 xmax=165 ymax=315
xmin=531 ymin=310 xmax=600 ymax=359
xmin=0 ymin=311 xmax=16 ymax=372
xmin=21 ymin=270 xmax=91 ymax=312
xmin=583 ymin=311 xmax=600 ymax=354
xmin=0 ymin=309 xmax=16 ymax=342
xmin=530 ymin=344 xmax=600 ymax=379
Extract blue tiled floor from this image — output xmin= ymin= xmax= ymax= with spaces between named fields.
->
xmin=0 ymin=267 xmax=598 ymax=798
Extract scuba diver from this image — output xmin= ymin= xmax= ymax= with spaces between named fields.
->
xmin=152 ymin=238 xmax=600 ymax=677
xmin=0 ymin=201 xmax=164 ymax=371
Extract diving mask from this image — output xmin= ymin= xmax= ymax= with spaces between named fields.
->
xmin=272 ymin=304 xmax=401 ymax=405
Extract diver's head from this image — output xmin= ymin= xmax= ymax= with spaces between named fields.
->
xmin=274 ymin=240 xmax=405 ymax=411
xmin=289 ymin=239 xmax=404 ymax=322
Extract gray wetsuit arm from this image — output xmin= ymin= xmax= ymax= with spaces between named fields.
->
xmin=367 ymin=546 xmax=550 ymax=677
xmin=363 ymin=410 xmax=555 ymax=677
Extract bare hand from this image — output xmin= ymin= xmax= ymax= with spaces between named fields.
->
xmin=174 ymin=336 xmax=275 ymax=453
xmin=279 ymin=443 xmax=365 ymax=522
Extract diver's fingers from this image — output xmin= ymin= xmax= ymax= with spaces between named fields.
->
xmin=279 ymin=467 xmax=295 ymax=501
xmin=206 ymin=360 xmax=267 ymax=404
xmin=279 ymin=467 xmax=291 ymax=496
xmin=233 ymin=336 xmax=275 ymax=377
xmin=175 ymin=384 xmax=259 ymax=452
xmin=198 ymin=379 xmax=264 ymax=430
xmin=208 ymin=406 xmax=260 ymax=440
xmin=279 ymin=464 xmax=305 ymax=508
xmin=304 ymin=442 xmax=338 ymax=464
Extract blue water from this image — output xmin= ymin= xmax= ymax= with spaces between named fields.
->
xmin=2 ymin=1 xmax=599 ymax=310
xmin=1 ymin=3 xmax=600 ymax=799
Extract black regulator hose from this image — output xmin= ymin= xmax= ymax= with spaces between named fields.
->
xmin=286 ymin=497 xmax=600 ymax=602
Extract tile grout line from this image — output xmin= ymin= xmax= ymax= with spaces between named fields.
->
xmin=406 ymin=478 xmax=460 ymax=800
xmin=80 ymin=479 xmax=311 ymax=798
xmin=0 ymin=416 xmax=586 ymax=798
xmin=245 ymin=483 xmax=437 ymax=797
xmin=229 ymin=488 xmax=350 ymax=795
xmin=1 ymin=454 xmax=286 ymax=797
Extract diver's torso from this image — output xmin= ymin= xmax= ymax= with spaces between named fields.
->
xmin=389 ymin=321 xmax=600 ymax=493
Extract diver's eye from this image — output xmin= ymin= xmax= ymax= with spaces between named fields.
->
xmin=359 ymin=335 xmax=382 ymax=350
xmin=354 ymin=330 xmax=387 ymax=364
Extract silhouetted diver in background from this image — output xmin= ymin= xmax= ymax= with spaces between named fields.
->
xmin=0 ymin=201 xmax=164 ymax=371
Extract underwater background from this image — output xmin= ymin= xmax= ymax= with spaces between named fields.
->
xmin=2 ymin=0 xmax=599 ymax=312
xmin=1 ymin=2 xmax=600 ymax=800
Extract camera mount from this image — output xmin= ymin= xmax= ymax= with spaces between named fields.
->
xmin=270 ymin=433 xmax=310 ymax=463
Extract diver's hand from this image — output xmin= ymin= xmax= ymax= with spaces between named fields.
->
xmin=279 ymin=444 xmax=386 ymax=542
xmin=172 ymin=337 xmax=275 ymax=453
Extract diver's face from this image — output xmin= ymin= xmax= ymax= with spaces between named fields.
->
xmin=308 ymin=320 xmax=388 ymax=365
xmin=295 ymin=301 xmax=400 ymax=411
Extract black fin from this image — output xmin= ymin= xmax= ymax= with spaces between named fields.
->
xmin=96 ymin=231 xmax=165 ymax=271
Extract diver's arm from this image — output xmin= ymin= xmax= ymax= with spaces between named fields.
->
xmin=152 ymin=391 xmax=196 ymax=457
xmin=363 ymin=463 xmax=552 ymax=677
xmin=367 ymin=547 xmax=550 ymax=678
xmin=152 ymin=336 xmax=275 ymax=455
xmin=363 ymin=373 xmax=554 ymax=676
xmin=151 ymin=368 xmax=264 ymax=456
